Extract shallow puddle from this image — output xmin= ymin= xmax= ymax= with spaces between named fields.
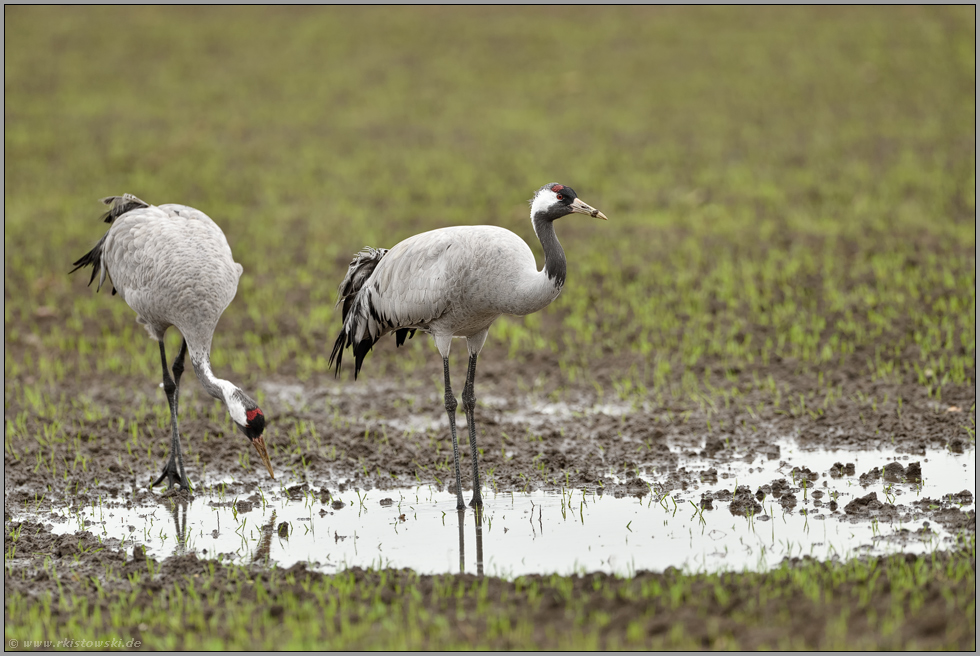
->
xmin=18 ymin=438 xmax=973 ymax=577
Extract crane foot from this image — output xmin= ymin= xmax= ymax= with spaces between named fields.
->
xmin=150 ymin=457 xmax=193 ymax=493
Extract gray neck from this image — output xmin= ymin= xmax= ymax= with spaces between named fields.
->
xmin=532 ymin=214 xmax=566 ymax=289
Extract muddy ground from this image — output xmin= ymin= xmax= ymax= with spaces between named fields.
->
xmin=4 ymin=341 xmax=976 ymax=502
xmin=4 ymin=341 xmax=977 ymax=648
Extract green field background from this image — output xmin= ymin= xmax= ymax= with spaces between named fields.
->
xmin=5 ymin=6 xmax=975 ymax=395
xmin=3 ymin=8 xmax=976 ymax=650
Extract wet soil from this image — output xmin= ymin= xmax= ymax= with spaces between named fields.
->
xmin=5 ymin=343 xmax=976 ymax=503
xmin=4 ymin=341 xmax=976 ymax=648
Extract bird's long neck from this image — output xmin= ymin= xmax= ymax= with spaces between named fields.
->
xmin=189 ymin=348 xmax=249 ymax=427
xmin=532 ymin=214 xmax=566 ymax=290
xmin=190 ymin=352 xmax=235 ymax=404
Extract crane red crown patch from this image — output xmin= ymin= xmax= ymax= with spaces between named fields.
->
xmin=550 ymin=184 xmax=564 ymax=193
xmin=246 ymin=408 xmax=263 ymax=422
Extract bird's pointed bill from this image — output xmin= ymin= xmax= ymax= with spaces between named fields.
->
xmin=569 ymin=197 xmax=608 ymax=220
xmin=252 ymin=436 xmax=275 ymax=479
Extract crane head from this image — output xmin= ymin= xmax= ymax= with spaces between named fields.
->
xmin=244 ymin=409 xmax=274 ymax=480
xmin=228 ymin=390 xmax=276 ymax=479
xmin=530 ymin=183 xmax=608 ymax=222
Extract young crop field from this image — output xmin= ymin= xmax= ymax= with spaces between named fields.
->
xmin=4 ymin=6 xmax=976 ymax=650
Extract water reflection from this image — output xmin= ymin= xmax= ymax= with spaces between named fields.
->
xmin=19 ymin=440 xmax=974 ymax=578
xmin=165 ymin=499 xmax=189 ymax=557
xmin=455 ymin=508 xmax=485 ymax=575
xmin=253 ymin=511 xmax=277 ymax=565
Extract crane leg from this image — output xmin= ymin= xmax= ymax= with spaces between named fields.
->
xmin=170 ymin=339 xmax=192 ymax=488
xmin=151 ymin=339 xmax=193 ymax=492
xmin=443 ymin=357 xmax=466 ymax=510
xmin=170 ymin=339 xmax=188 ymax=416
xmin=461 ymin=353 xmax=483 ymax=508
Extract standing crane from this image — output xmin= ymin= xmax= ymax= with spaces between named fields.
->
xmin=70 ymin=194 xmax=274 ymax=491
xmin=329 ymin=183 xmax=607 ymax=510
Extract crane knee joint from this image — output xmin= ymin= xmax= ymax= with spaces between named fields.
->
xmin=444 ymin=394 xmax=458 ymax=413
xmin=162 ymin=378 xmax=177 ymax=396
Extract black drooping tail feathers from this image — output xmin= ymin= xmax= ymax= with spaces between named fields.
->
xmin=69 ymin=194 xmax=150 ymax=293
xmin=328 ymin=247 xmax=416 ymax=379
xmin=98 ymin=194 xmax=150 ymax=223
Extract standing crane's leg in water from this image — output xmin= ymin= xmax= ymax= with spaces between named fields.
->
xmin=461 ymin=353 xmax=483 ymax=508
xmin=170 ymin=339 xmax=189 ymax=484
xmin=461 ymin=329 xmax=488 ymax=508
xmin=152 ymin=339 xmax=192 ymax=491
xmin=327 ymin=185 xmax=607 ymax=512
xmin=442 ymin=356 xmax=466 ymax=510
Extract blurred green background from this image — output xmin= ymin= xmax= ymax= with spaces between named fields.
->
xmin=4 ymin=6 xmax=975 ymax=397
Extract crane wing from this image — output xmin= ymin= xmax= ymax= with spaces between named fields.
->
xmin=73 ymin=196 xmax=243 ymax=343
xmin=330 ymin=229 xmax=465 ymax=378
xmin=367 ymin=230 xmax=460 ymax=330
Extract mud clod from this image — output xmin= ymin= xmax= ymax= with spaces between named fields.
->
xmin=882 ymin=461 xmax=923 ymax=483
xmin=729 ymin=486 xmax=762 ymax=516
xmin=769 ymin=478 xmax=791 ymax=499
xmin=945 ymin=490 xmax=974 ymax=505
xmin=791 ymin=466 xmax=819 ymax=482
xmin=286 ymin=484 xmax=309 ymax=500
xmin=703 ymin=437 xmax=726 ymax=457
xmin=843 ymin=492 xmax=900 ymax=517
xmin=859 ymin=467 xmax=882 ymax=486
xmin=948 ymin=438 xmax=967 ymax=454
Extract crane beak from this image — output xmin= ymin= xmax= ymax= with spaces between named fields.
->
xmin=569 ymin=197 xmax=608 ymax=220
xmin=251 ymin=436 xmax=275 ymax=479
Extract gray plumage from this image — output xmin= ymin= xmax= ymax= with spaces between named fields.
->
xmin=71 ymin=194 xmax=273 ymax=490
xmin=82 ymin=196 xmax=242 ymax=352
xmin=332 ymin=225 xmax=559 ymax=374
xmin=329 ymin=183 xmax=607 ymax=510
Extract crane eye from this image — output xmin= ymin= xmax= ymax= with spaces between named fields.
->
xmin=556 ymin=194 xmax=563 ymax=200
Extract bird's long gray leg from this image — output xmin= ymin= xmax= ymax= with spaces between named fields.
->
xmin=170 ymin=340 xmax=192 ymax=490
xmin=443 ymin=357 xmax=466 ymax=511
xmin=151 ymin=340 xmax=192 ymax=491
xmin=461 ymin=353 xmax=483 ymax=508
xmin=171 ymin=339 xmax=187 ymax=411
